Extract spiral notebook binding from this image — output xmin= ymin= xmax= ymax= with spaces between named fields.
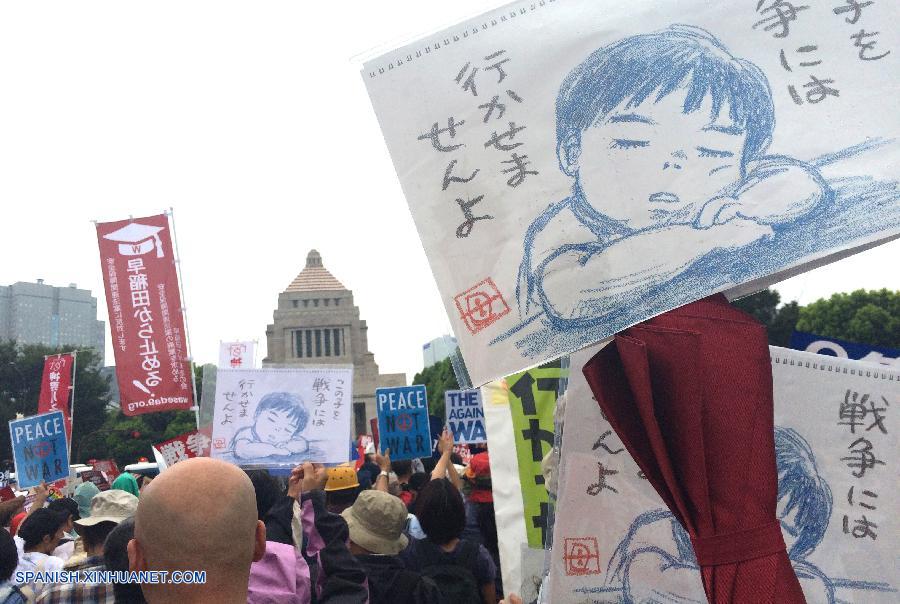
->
xmin=771 ymin=351 xmax=898 ymax=382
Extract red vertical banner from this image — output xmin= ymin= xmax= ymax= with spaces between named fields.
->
xmin=38 ymin=353 xmax=75 ymax=439
xmin=97 ymin=214 xmax=194 ymax=415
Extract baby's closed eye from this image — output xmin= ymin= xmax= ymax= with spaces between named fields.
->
xmin=697 ymin=146 xmax=733 ymax=158
xmin=610 ymin=138 xmax=650 ymax=150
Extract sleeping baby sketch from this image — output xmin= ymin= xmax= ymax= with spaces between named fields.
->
xmin=499 ymin=24 xmax=899 ymax=357
xmin=229 ymin=392 xmax=323 ymax=463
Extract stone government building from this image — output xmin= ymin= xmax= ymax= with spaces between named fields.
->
xmin=263 ymin=250 xmax=405 ymax=437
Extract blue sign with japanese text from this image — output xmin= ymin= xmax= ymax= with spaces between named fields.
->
xmin=9 ymin=411 xmax=70 ymax=489
xmin=376 ymin=386 xmax=432 ymax=461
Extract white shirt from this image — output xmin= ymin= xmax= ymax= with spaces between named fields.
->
xmin=13 ymin=551 xmax=65 ymax=599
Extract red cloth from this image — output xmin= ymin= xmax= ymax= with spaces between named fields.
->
xmin=582 ymin=295 xmax=804 ymax=604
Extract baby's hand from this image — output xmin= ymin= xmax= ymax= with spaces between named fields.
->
xmin=696 ymin=196 xmax=741 ymax=229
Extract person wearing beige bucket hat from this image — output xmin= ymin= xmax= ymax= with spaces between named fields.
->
xmin=342 ymin=490 xmax=443 ymax=604
xmin=34 ymin=490 xmax=138 ymax=604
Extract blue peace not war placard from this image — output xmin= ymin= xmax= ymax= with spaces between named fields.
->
xmin=375 ymin=386 xmax=432 ymax=461
xmin=9 ymin=411 xmax=70 ymax=489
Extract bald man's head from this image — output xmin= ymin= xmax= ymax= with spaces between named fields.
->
xmin=129 ymin=457 xmax=265 ymax=601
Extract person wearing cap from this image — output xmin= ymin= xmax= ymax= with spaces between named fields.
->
xmin=342 ymin=490 xmax=444 ymax=604
xmin=110 ymin=472 xmax=140 ymax=497
xmin=72 ymin=482 xmax=100 ymax=523
xmin=324 ymin=464 xmax=361 ymax=515
xmin=35 ymin=490 xmax=138 ymax=603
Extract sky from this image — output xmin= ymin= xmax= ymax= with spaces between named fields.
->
xmin=1 ymin=1 xmax=898 ymax=383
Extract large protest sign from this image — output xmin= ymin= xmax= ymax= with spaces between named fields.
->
xmin=376 ymin=386 xmax=431 ymax=461
xmin=791 ymin=330 xmax=900 ymax=368
xmin=37 ymin=353 xmax=74 ymax=440
xmin=154 ymin=430 xmax=212 ymax=468
xmin=210 ymin=367 xmax=353 ymax=466
xmin=363 ymin=0 xmax=900 ymax=386
xmin=482 ymin=362 xmax=563 ymax=595
xmin=96 ymin=214 xmax=193 ymax=415
xmin=9 ymin=411 xmax=70 ymax=489
xmin=445 ymin=389 xmax=487 ymax=444
xmin=219 ymin=341 xmax=255 ymax=369
xmin=549 ymin=346 xmax=898 ymax=603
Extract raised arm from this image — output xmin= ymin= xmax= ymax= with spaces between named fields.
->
xmin=373 ymin=448 xmax=392 ymax=493
xmin=430 ymin=429 xmax=461 ymax=491
xmin=295 ymin=462 xmax=368 ymax=604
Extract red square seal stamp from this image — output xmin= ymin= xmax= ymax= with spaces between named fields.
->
xmin=563 ymin=537 xmax=601 ymax=576
xmin=454 ymin=278 xmax=511 ymax=335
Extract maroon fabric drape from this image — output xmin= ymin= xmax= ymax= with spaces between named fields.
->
xmin=582 ymin=295 xmax=805 ymax=604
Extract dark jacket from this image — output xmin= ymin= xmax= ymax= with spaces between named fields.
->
xmin=265 ymin=490 xmax=369 ymax=604
xmin=355 ymin=554 xmax=446 ymax=604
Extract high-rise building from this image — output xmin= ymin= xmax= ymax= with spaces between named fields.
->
xmin=422 ymin=334 xmax=458 ymax=368
xmin=0 ymin=280 xmax=105 ymax=358
xmin=263 ymin=250 xmax=406 ymax=437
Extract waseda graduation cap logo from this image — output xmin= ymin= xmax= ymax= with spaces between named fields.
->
xmin=103 ymin=222 xmax=166 ymax=259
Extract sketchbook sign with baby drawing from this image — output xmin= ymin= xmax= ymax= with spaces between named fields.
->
xmin=210 ymin=367 xmax=354 ymax=467
xmin=363 ymin=0 xmax=900 ymax=385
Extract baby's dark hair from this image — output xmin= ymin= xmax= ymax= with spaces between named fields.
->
xmin=775 ymin=426 xmax=832 ymax=560
xmin=556 ymin=25 xmax=774 ymax=173
xmin=254 ymin=392 xmax=308 ymax=434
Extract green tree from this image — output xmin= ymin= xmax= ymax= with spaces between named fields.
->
xmin=412 ymin=357 xmax=460 ymax=420
xmin=77 ymin=408 xmax=197 ymax=465
xmin=730 ymin=289 xmax=800 ymax=346
xmin=0 ymin=341 xmax=111 ymax=464
xmin=796 ymin=289 xmax=900 ymax=349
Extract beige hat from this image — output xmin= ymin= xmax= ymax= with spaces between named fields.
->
xmin=341 ymin=490 xmax=409 ymax=555
xmin=74 ymin=490 xmax=138 ymax=527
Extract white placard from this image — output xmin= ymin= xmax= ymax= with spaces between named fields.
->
xmin=219 ymin=340 xmax=256 ymax=370
xmin=363 ymin=0 xmax=900 ymax=386
xmin=445 ymin=389 xmax=488 ymax=444
xmin=210 ymin=367 xmax=353 ymax=466
xmin=550 ymin=346 xmax=899 ymax=603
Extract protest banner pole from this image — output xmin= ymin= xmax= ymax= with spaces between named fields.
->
xmin=68 ymin=351 xmax=78 ymax=461
xmin=167 ymin=207 xmax=201 ymax=429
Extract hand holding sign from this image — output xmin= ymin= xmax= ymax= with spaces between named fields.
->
xmin=375 ymin=448 xmax=391 ymax=473
xmin=437 ymin=428 xmax=454 ymax=456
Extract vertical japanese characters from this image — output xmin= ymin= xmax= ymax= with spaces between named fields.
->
xmin=507 ymin=365 xmax=561 ymax=548
xmin=417 ymin=49 xmax=538 ymax=239
xmin=96 ymin=214 xmax=194 ymax=416
xmin=838 ymin=389 xmax=888 ymax=541
xmin=753 ymin=0 xmax=891 ymax=105
xmin=37 ymin=354 xmax=75 ymax=440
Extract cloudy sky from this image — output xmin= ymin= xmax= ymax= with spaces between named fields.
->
xmin=2 ymin=1 xmax=898 ymax=382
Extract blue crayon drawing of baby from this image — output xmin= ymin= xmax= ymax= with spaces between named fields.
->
xmin=602 ymin=427 xmax=895 ymax=604
xmin=229 ymin=392 xmax=323 ymax=463
xmin=495 ymin=25 xmax=899 ymax=359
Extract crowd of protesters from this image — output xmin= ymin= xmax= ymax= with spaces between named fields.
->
xmin=0 ymin=429 xmax=527 ymax=604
